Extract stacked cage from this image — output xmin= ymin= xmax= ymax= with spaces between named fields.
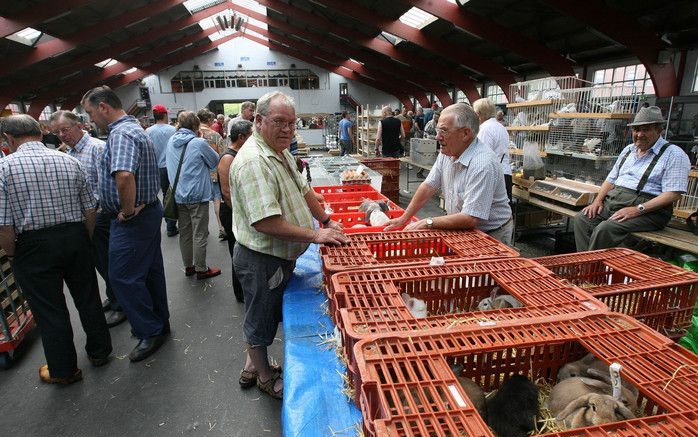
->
xmin=360 ymin=158 xmax=400 ymax=203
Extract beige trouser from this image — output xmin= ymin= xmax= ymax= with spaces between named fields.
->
xmin=177 ymin=202 xmax=210 ymax=271
xmin=485 ymin=217 xmax=514 ymax=247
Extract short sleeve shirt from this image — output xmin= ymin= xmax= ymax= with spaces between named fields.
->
xmin=67 ymin=133 xmax=105 ymax=200
xmin=231 ymin=131 xmax=313 ymax=260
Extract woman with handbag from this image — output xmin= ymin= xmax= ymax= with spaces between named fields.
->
xmin=165 ymin=111 xmax=222 ymax=280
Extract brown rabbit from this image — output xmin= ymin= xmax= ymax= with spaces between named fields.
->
xmin=549 ymin=377 xmax=638 ymax=420
xmin=555 ymin=393 xmax=635 ymax=428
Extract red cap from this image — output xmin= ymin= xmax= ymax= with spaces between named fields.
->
xmin=152 ymin=104 xmax=168 ymax=114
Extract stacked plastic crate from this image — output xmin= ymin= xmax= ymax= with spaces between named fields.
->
xmin=359 ymin=158 xmax=400 ymax=203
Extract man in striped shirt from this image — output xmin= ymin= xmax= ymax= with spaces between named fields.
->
xmin=385 ymin=103 xmax=513 ymax=245
xmin=0 ymin=114 xmax=111 ymax=384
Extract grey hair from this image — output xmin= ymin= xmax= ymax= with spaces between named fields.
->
xmin=472 ymin=98 xmax=496 ymax=120
xmin=240 ymin=101 xmax=255 ymax=111
xmin=447 ymin=103 xmax=480 ymax=136
xmin=230 ymin=119 xmax=253 ymax=140
xmin=382 ymin=106 xmax=393 ymax=116
xmin=49 ymin=110 xmax=81 ymax=125
xmin=0 ymin=114 xmax=42 ymax=138
xmin=256 ymin=92 xmax=295 ymax=117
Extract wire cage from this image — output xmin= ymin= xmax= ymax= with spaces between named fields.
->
xmin=674 ymin=170 xmax=698 ymax=219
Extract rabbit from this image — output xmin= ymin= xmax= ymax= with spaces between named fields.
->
xmin=557 ymin=353 xmax=639 ymax=399
xmin=451 ymin=364 xmax=486 ymax=419
xmin=401 ymin=293 xmax=428 ymax=318
xmin=477 ymin=286 xmax=500 ymax=311
xmin=548 ymin=377 xmax=638 ymax=417
xmin=490 ymin=295 xmax=523 ymax=309
xmin=485 ymin=375 xmax=539 ymax=437
xmin=555 ymin=392 xmax=635 ymax=428
xmin=358 ymin=199 xmax=390 ymax=226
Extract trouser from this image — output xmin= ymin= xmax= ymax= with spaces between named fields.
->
xmin=219 ymin=202 xmax=243 ymax=301
xmin=339 ymin=139 xmax=352 ymax=156
xmin=485 ymin=217 xmax=514 ymax=247
xmin=109 ymin=202 xmax=169 ymax=339
xmin=233 ymin=243 xmax=295 ymax=347
xmin=14 ymin=223 xmax=111 ymax=377
xmin=159 ymin=167 xmax=178 ymax=234
xmin=504 ymin=174 xmax=513 ymax=203
xmin=573 ymin=186 xmax=672 ymax=252
xmin=177 ymin=202 xmax=210 ymax=272
xmin=92 ymin=209 xmax=120 ymax=311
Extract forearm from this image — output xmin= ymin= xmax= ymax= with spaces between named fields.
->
xmin=0 ymin=225 xmax=16 ymax=256
xmin=402 ymin=182 xmax=437 ymax=219
xmin=432 ymin=213 xmax=478 ymax=230
xmin=219 ymin=161 xmax=233 ymax=206
xmin=253 ymin=215 xmax=317 ymax=243
xmin=643 ymin=191 xmax=681 ymax=212
xmin=84 ymin=208 xmax=97 ymax=237
xmin=114 ymin=171 xmax=137 ymax=214
xmin=304 ymin=190 xmax=329 ymax=223
xmin=596 ymin=181 xmax=615 ymax=203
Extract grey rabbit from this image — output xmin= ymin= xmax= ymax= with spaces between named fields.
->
xmin=557 ymin=353 xmax=639 ymax=399
xmin=548 ymin=378 xmax=636 ymax=429
xmin=485 ymin=375 xmax=539 ymax=437
xmin=548 ymin=376 xmax=638 ymax=415
xmin=452 ymin=364 xmax=487 ymax=419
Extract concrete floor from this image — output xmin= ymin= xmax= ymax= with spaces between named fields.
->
xmin=0 ymin=160 xmax=558 ymax=437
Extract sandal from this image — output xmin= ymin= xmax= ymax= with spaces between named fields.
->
xmin=239 ymin=363 xmax=282 ymax=389
xmin=257 ymin=370 xmax=283 ymax=399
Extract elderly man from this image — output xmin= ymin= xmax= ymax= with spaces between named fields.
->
xmin=81 ymin=86 xmax=169 ymax=362
xmin=0 ymin=115 xmax=111 ymax=384
xmin=473 ymin=98 xmax=513 ymax=201
xmin=231 ymin=91 xmax=348 ymax=399
xmin=231 ymin=102 xmax=255 ymax=128
xmin=146 ymin=104 xmax=178 ymax=237
xmin=375 ymin=106 xmax=404 ymax=158
xmin=49 ymin=110 xmax=126 ymax=328
xmin=573 ymin=106 xmax=690 ymax=251
xmin=384 ymin=103 xmax=513 ymax=245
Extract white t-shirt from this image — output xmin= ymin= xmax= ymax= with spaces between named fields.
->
xmin=477 ymin=118 xmax=511 ymax=176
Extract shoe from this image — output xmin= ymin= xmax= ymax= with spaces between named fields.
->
xmin=167 ymin=229 xmax=179 ymax=237
xmin=185 ymin=266 xmax=196 ymax=277
xmin=39 ymin=365 xmax=83 ymax=385
xmin=219 ymin=230 xmax=228 ymax=240
xmin=88 ymin=355 xmax=111 ymax=367
xmin=105 ymin=310 xmax=127 ymax=328
xmin=128 ymin=334 xmax=167 ymax=362
xmin=102 ymin=298 xmax=111 ymax=312
xmin=257 ymin=370 xmax=283 ymax=399
xmin=239 ymin=363 xmax=282 ymax=389
xmin=131 ymin=321 xmax=170 ymax=337
xmin=196 ymin=267 xmax=221 ymax=280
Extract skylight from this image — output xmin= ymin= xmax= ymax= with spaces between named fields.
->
xmin=380 ymin=31 xmax=403 ymax=46
xmin=6 ymin=27 xmax=43 ymax=46
xmin=95 ymin=58 xmax=117 ymax=68
xmin=398 ymin=7 xmax=437 ymax=29
xmin=123 ymin=67 xmax=138 ymax=75
xmin=184 ymin=0 xmax=226 ymax=14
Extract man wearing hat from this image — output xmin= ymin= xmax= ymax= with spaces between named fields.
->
xmin=574 ymin=106 xmax=691 ymax=251
xmin=146 ymin=104 xmax=178 ymax=236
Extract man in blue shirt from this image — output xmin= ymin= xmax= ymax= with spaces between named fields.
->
xmin=574 ymin=106 xmax=691 ymax=251
xmin=146 ymin=105 xmax=178 ymax=237
xmin=338 ymin=111 xmax=353 ymax=156
xmin=82 ymin=86 xmax=170 ymax=363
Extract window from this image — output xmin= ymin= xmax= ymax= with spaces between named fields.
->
xmin=486 ymin=85 xmax=508 ymax=104
xmin=456 ymin=90 xmax=469 ymax=104
xmin=170 ymin=68 xmax=320 ymax=92
xmin=593 ymin=63 xmax=654 ymax=95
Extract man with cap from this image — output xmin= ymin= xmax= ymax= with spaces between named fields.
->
xmin=146 ymin=104 xmax=178 ymax=237
xmin=573 ymin=106 xmax=691 ymax=251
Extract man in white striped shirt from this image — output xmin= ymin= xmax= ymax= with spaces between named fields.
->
xmin=385 ymin=103 xmax=513 ymax=245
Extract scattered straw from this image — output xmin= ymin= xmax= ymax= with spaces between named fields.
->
xmin=532 ymin=378 xmax=567 ymax=435
xmin=662 ymin=364 xmax=697 ymax=391
xmin=336 ymin=368 xmax=355 ymax=400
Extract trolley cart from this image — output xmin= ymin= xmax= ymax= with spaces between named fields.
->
xmin=0 ymin=250 xmax=35 ymax=369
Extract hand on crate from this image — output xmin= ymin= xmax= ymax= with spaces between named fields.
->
xmin=325 ymin=219 xmax=344 ymax=231
xmin=383 ymin=215 xmax=409 ymax=231
xmin=609 ymin=206 xmax=642 ymax=223
xmin=403 ymin=219 xmax=428 ymax=231
xmin=313 ymin=228 xmax=350 ymax=245
xmin=581 ymin=200 xmax=604 ymax=219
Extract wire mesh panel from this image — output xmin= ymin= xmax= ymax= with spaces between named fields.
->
xmin=674 ymin=170 xmax=698 ymax=219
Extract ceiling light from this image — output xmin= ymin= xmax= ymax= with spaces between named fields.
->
xmin=399 ymin=7 xmax=437 ymax=29
xmin=6 ymin=27 xmax=43 ymax=46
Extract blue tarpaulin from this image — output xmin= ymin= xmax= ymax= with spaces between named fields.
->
xmin=282 ymin=244 xmax=363 ymax=437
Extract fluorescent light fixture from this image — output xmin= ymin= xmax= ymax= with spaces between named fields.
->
xmin=380 ymin=31 xmax=403 ymax=46
xmin=399 ymin=7 xmax=437 ymax=29
xmin=123 ymin=67 xmax=138 ymax=75
xmin=95 ymin=58 xmax=117 ymax=68
xmin=6 ymin=27 xmax=43 ymax=46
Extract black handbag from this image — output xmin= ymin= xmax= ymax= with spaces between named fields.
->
xmin=163 ymin=139 xmax=191 ymax=220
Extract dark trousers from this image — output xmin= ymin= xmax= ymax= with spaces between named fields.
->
xmin=159 ymin=167 xmax=178 ymax=234
xmin=109 ymin=203 xmax=169 ymax=339
xmin=14 ymin=223 xmax=112 ymax=377
xmin=92 ymin=209 xmax=119 ymax=310
xmin=219 ymin=202 xmax=243 ymax=302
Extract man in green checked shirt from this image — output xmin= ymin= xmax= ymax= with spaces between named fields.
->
xmin=230 ymin=91 xmax=349 ymax=400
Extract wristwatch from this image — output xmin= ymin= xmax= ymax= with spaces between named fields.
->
xmin=321 ymin=216 xmax=332 ymax=226
xmin=637 ymin=204 xmax=646 ymax=213
xmin=426 ymin=217 xmax=434 ymax=228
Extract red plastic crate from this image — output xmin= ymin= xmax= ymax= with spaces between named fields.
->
xmin=329 ymin=257 xmax=605 ymax=375
xmin=360 ymin=158 xmax=400 ymax=179
xmin=534 ymin=248 xmax=698 ymax=339
xmin=320 ymin=190 xmax=389 ymax=204
xmin=353 ymin=313 xmax=698 ymax=437
xmin=323 ymin=210 xmax=417 ymax=234
xmin=313 ymin=184 xmax=379 ymax=195
xmin=321 ymin=230 xmax=519 ymax=278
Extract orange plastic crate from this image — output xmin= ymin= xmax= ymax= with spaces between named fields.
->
xmin=323 ymin=210 xmax=417 ymax=234
xmin=320 ymin=190 xmax=389 ymax=204
xmin=323 ymin=198 xmax=401 ymax=214
xmin=329 ymin=257 xmax=604 ymax=374
xmin=353 ymin=313 xmax=698 ymax=437
xmin=313 ymin=184 xmax=379 ymax=195
xmin=535 ymin=248 xmax=698 ymax=339
xmin=321 ymin=230 xmax=519 ymax=278
xmin=360 ymin=158 xmax=400 ymax=179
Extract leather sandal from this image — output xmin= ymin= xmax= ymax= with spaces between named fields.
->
xmin=239 ymin=363 xmax=282 ymax=389
xmin=257 ymin=370 xmax=283 ymax=399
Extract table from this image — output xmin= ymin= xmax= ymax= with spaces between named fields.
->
xmin=399 ymin=156 xmax=432 ymax=191
xmin=282 ymin=244 xmax=363 ymax=437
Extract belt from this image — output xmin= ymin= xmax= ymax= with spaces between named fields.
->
xmin=486 ymin=216 xmax=513 ymax=234
xmin=19 ymin=222 xmax=83 ymax=238
xmin=104 ymin=201 xmax=159 ymax=219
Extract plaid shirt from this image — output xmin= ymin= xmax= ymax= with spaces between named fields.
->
xmin=231 ymin=131 xmax=313 ymax=260
xmin=67 ymin=132 xmax=105 ymax=200
xmin=99 ymin=115 xmax=160 ymax=213
xmin=0 ymin=141 xmax=95 ymax=234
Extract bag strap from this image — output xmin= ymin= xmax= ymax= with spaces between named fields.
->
xmin=635 ymin=142 xmax=670 ymax=194
xmin=171 ymin=139 xmax=192 ymax=194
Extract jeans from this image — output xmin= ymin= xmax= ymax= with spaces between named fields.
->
xmin=159 ymin=167 xmax=178 ymax=234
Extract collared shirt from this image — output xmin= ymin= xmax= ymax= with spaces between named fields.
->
xmin=165 ymin=129 xmax=219 ymax=204
xmin=477 ymin=118 xmax=512 ymax=176
xmin=146 ymin=123 xmax=176 ymax=169
xmin=231 ymin=131 xmax=313 ymax=260
xmin=424 ymin=138 xmax=511 ymax=232
xmin=99 ymin=115 xmax=160 ymax=213
xmin=0 ymin=141 xmax=95 ymax=234
xmin=607 ymin=137 xmax=690 ymax=196
xmin=67 ymin=133 xmax=105 ymax=200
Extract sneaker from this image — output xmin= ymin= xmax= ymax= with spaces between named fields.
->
xmin=39 ymin=365 xmax=83 ymax=385
xmin=196 ymin=267 xmax=222 ymax=280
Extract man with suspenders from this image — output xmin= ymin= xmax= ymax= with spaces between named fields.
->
xmin=574 ymin=106 xmax=690 ymax=251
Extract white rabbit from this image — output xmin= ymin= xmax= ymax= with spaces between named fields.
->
xmin=401 ymin=293 xmax=427 ymax=318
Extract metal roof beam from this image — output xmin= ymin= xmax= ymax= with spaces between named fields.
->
xmin=0 ymin=0 xmax=93 ymax=38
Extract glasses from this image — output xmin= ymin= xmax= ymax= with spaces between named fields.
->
xmin=263 ymin=116 xmax=296 ymax=130
xmin=435 ymin=126 xmax=464 ymax=137
xmin=53 ymin=126 xmax=77 ymax=135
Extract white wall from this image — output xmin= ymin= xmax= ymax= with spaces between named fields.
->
xmin=679 ymin=49 xmax=698 ymax=95
xmin=115 ymin=37 xmax=399 ymax=115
